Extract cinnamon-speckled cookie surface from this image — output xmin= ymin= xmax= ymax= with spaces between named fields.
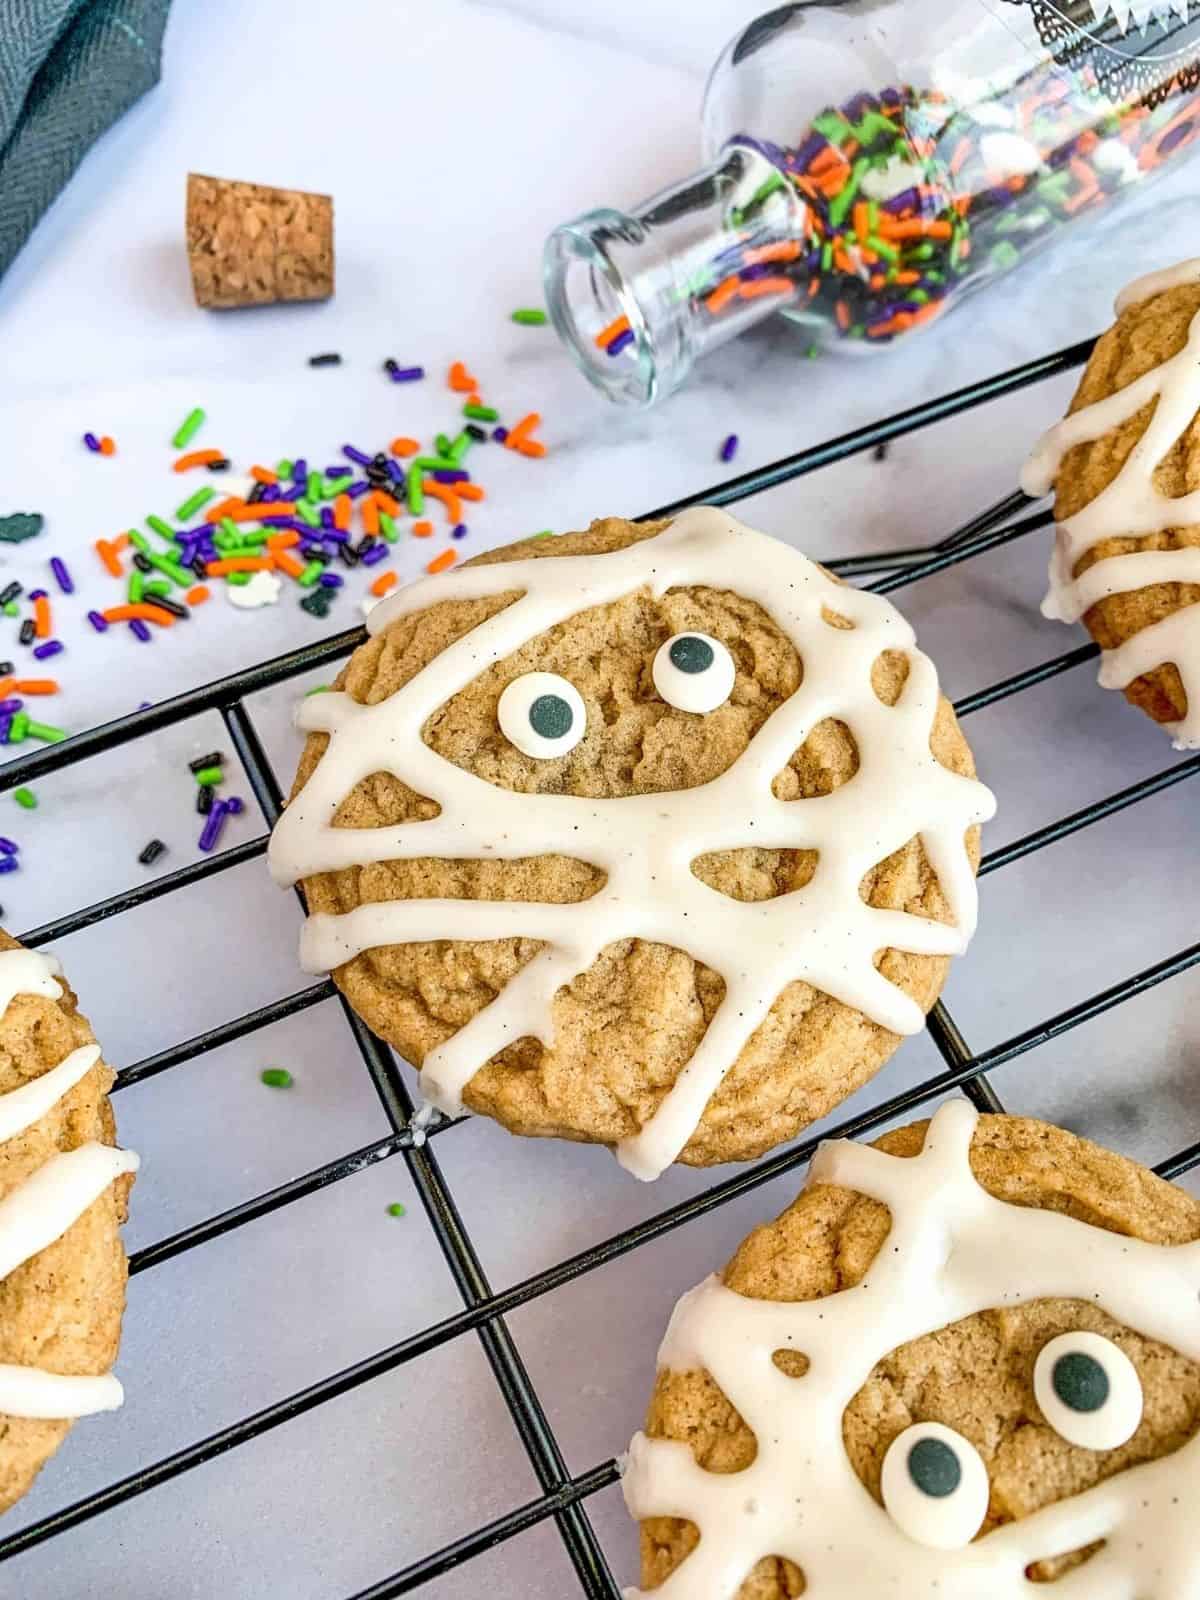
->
xmin=0 ymin=930 xmax=134 ymax=1514
xmin=637 ymin=1113 xmax=1200 ymax=1596
xmin=285 ymin=514 xmax=986 ymax=1170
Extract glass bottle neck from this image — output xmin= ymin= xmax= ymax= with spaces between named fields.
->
xmin=544 ymin=141 xmax=808 ymax=407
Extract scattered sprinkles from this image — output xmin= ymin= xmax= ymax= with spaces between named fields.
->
xmin=719 ymin=434 xmax=739 ymax=464
xmin=138 ymin=838 xmax=167 ymax=866
xmin=12 ymin=789 xmax=36 ymax=810
xmin=308 ymin=352 xmax=342 ymax=367
xmin=260 ymin=1068 xmax=294 ymax=1089
xmin=511 ymin=308 xmax=548 ymax=325
xmin=171 ymin=408 xmax=207 ymax=450
xmin=386 ymin=1202 xmax=407 ymax=1217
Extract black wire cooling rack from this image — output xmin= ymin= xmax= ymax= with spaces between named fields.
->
xmin=1 ymin=331 xmax=1199 ymax=1600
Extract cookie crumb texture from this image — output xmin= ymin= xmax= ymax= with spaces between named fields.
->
xmin=641 ymin=1115 xmax=1200 ymax=1594
xmin=292 ymin=518 xmax=980 ymax=1166
xmin=0 ymin=930 xmax=131 ymax=1512
xmin=1056 ymin=278 xmax=1200 ymax=731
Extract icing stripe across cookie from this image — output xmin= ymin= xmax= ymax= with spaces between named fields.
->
xmin=0 ymin=949 xmax=139 ymax=1419
xmin=271 ymin=509 xmax=995 ymax=1180
xmin=1023 ymin=258 xmax=1200 ymax=749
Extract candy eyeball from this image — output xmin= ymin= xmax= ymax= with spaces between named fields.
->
xmin=497 ymin=672 xmax=587 ymax=759
xmin=1034 ymin=1331 xmax=1143 ymax=1451
xmin=652 ymin=632 xmax=735 ymax=714
xmin=880 ymin=1422 xmax=990 ymax=1550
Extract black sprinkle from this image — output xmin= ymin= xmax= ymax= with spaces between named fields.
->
xmin=465 ymin=424 xmax=487 ymax=442
xmin=150 ymin=594 xmax=189 ymax=620
xmin=308 ymin=352 xmax=343 ymax=367
xmin=0 ymin=583 xmax=21 ymax=607
xmin=300 ymin=590 xmax=333 ymax=618
xmin=132 ymin=551 xmax=153 ymax=573
xmin=188 ymin=751 xmax=223 ymax=774
xmin=191 ymin=556 xmax=208 ymax=580
xmin=246 ymin=482 xmax=266 ymax=505
xmin=0 ymin=661 xmax=12 ymax=677
xmin=138 ymin=838 xmax=167 ymax=866
xmin=371 ymin=452 xmax=388 ymax=467
xmin=357 ymin=536 xmax=378 ymax=555
xmin=206 ymin=458 xmax=231 ymax=472
xmin=383 ymin=358 xmax=400 ymax=375
xmin=196 ymin=785 xmax=215 ymax=815
xmin=872 ymin=441 xmax=890 ymax=463
xmin=18 ymin=619 xmax=35 ymax=646
xmin=337 ymin=543 xmax=360 ymax=568
xmin=0 ymin=513 xmax=44 ymax=545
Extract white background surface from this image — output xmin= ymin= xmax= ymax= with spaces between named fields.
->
xmin=0 ymin=1 xmax=1199 ymax=1596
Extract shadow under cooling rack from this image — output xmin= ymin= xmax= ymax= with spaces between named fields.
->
xmin=1 ymin=327 xmax=1198 ymax=1600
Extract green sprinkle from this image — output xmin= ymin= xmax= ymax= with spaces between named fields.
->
xmin=294 ymin=500 xmax=321 ymax=529
xmin=806 ymin=345 xmax=820 ymax=360
xmin=829 ymin=157 xmax=870 ymax=227
xmin=387 ymin=1202 xmax=407 ymax=1217
xmin=9 ymin=712 xmax=29 ymax=742
xmin=462 ymin=402 xmax=499 ymax=422
xmin=511 ymin=308 xmax=548 ymax=325
xmin=406 ymin=466 xmax=425 ymax=516
xmin=378 ymin=510 xmax=398 ymax=543
xmin=435 ymin=433 xmax=452 ymax=458
xmin=25 ymin=720 xmax=66 ymax=743
xmin=867 ymin=236 xmax=899 ymax=264
xmin=220 ymin=517 xmax=240 ymax=540
xmin=297 ymin=560 xmax=324 ymax=588
xmin=193 ymin=764 xmax=223 ymax=786
xmin=304 ymin=684 xmax=331 ymax=696
xmin=175 ymin=487 xmax=215 ymax=521
xmin=146 ymin=514 xmax=176 ymax=542
xmin=260 ymin=1068 xmax=293 ymax=1089
xmin=127 ymin=530 xmax=151 ymax=554
xmin=129 ymin=570 xmax=145 ymax=604
xmin=446 ymin=431 xmax=472 ymax=465
xmin=172 ymin=408 xmax=206 ymax=450
xmin=276 ymin=459 xmax=293 ymax=480
xmin=230 ymin=528 xmax=268 ymax=548
xmin=144 ymin=579 xmax=171 ymax=597
xmin=320 ymin=476 xmax=345 ymax=500
xmin=412 ymin=455 xmax=456 ymax=473
xmin=145 ymin=549 xmax=192 ymax=587
xmin=13 ymin=787 xmax=36 ymax=809
xmin=306 ymin=470 xmax=322 ymax=503
xmin=2 ymin=602 xmax=17 ymax=618
xmin=225 ymin=571 xmax=252 ymax=587
xmin=820 ymin=239 xmax=833 ymax=273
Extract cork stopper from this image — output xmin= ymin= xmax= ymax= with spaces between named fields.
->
xmin=186 ymin=173 xmax=334 ymax=310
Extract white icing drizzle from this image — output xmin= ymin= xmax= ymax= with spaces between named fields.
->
xmin=269 ymin=510 xmax=995 ymax=1180
xmin=622 ymin=1099 xmax=1200 ymax=1597
xmin=1022 ymin=258 xmax=1200 ymax=750
xmin=0 ymin=949 xmax=139 ymax=1419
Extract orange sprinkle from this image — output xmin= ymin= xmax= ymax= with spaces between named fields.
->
xmin=427 ymin=550 xmax=457 ymax=575
xmin=114 ymin=532 xmax=131 ymax=550
xmin=205 ymin=557 xmax=273 ymax=576
xmin=204 ymin=497 xmax=248 ymax=523
xmin=213 ymin=501 xmax=296 ymax=524
xmin=879 ymin=219 xmax=952 ymax=241
xmin=370 ymin=571 xmax=398 ymax=598
xmin=412 ymin=520 xmax=434 ymax=538
xmin=266 ymin=530 xmax=300 ymax=550
xmin=0 ymin=678 xmax=13 ymax=699
xmin=11 ymin=679 xmax=59 ymax=695
xmin=173 ymin=449 xmax=225 ymax=473
xmin=422 ymin=480 xmax=462 ymax=522
xmin=832 ymin=247 xmax=855 ymax=274
xmin=98 ymin=436 xmax=116 ymax=456
xmin=893 ymin=270 xmax=920 ymax=286
xmin=514 ymin=439 xmax=547 ymax=458
xmin=101 ymin=604 xmax=176 ymax=627
xmin=743 ymin=241 xmax=802 ymax=267
xmin=361 ymin=498 xmax=380 ymax=537
xmin=448 ymin=361 xmax=478 ymax=392
xmin=185 ymin=586 xmax=210 ymax=606
xmin=95 ymin=539 xmax=122 ymax=577
xmin=32 ymin=595 xmax=51 ymax=639
xmin=466 ymin=393 xmax=483 ymax=408
xmin=272 ymin=550 xmax=305 ymax=579
xmin=506 ymin=412 xmax=541 ymax=446
xmin=456 ymin=483 xmax=485 ymax=503
xmin=332 ymin=493 xmax=352 ymax=532
xmin=703 ymin=276 xmax=740 ymax=314
xmin=250 ymin=465 xmax=278 ymax=485
xmin=373 ymin=490 xmax=401 ymax=516
xmin=390 ymin=437 xmax=420 ymax=457
xmin=853 ymin=202 xmax=870 ymax=242
xmin=593 ymin=314 xmax=629 ymax=349
xmin=835 ymin=300 xmax=851 ymax=332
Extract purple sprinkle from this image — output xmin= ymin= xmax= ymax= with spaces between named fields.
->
xmin=50 ymin=557 xmax=73 ymax=594
xmin=342 ymin=444 xmax=372 ymax=466
xmin=451 ymin=523 xmax=468 ymax=539
xmin=0 ymin=699 xmax=21 ymax=713
xmin=319 ymin=507 xmax=335 ymax=531
xmin=197 ymin=799 xmax=229 ymax=853
xmin=260 ymin=516 xmax=293 ymax=528
xmin=360 ymin=543 xmax=389 ymax=567
xmin=790 ymin=131 xmax=825 ymax=171
xmin=225 ymin=796 xmax=245 ymax=816
xmin=324 ymin=528 xmax=351 ymax=544
xmin=32 ymin=640 xmax=63 ymax=660
xmin=318 ymin=571 xmax=343 ymax=588
xmin=292 ymin=458 xmax=308 ymax=487
xmin=433 ymin=469 xmax=469 ymax=484
xmin=720 ymin=434 xmax=738 ymax=464
xmin=0 ymin=714 xmax=12 ymax=743
xmin=0 ymin=857 xmax=18 ymax=875
xmin=260 ymin=484 xmax=281 ymax=503
xmin=492 ymin=427 xmax=509 ymax=444
xmin=882 ymin=188 xmax=920 ymax=215
xmin=738 ymin=263 xmax=772 ymax=282
xmin=0 ymin=837 xmax=17 ymax=855
xmin=606 ymin=328 xmax=635 ymax=357
xmin=129 ymin=619 xmax=152 ymax=643
xmin=83 ymin=432 xmax=101 ymax=452
xmin=1160 ymin=119 xmax=1195 ymax=157
xmin=385 ymin=459 xmax=404 ymax=484
xmin=27 ymin=589 xmax=46 ymax=602
xmin=347 ymin=481 xmax=371 ymax=500
xmin=324 ymin=464 xmax=352 ymax=478
xmin=389 ymin=366 xmax=424 ymax=383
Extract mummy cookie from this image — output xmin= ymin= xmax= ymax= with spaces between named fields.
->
xmin=270 ymin=510 xmax=994 ymax=1180
xmin=0 ymin=930 xmax=138 ymax=1514
xmin=627 ymin=1101 xmax=1200 ymax=1597
xmin=1024 ymin=259 xmax=1200 ymax=748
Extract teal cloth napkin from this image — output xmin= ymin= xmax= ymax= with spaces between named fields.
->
xmin=0 ymin=0 xmax=172 ymax=280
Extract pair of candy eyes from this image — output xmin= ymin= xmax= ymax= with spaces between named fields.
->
xmin=497 ymin=633 xmax=735 ymax=759
xmin=882 ymin=1331 xmax=1143 ymax=1551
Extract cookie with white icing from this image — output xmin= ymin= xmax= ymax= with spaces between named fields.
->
xmin=271 ymin=510 xmax=994 ymax=1180
xmin=0 ymin=930 xmax=138 ymax=1514
xmin=627 ymin=1101 xmax=1200 ymax=1597
xmin=1024 ymin=259 xmax=1200 ymax=749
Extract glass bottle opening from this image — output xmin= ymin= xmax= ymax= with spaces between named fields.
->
xmin=544 ymin=213 xmax=660 ymax=406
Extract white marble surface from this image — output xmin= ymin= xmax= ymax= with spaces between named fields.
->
xmin=1 ymin=1 xmax=1199 ymax=1596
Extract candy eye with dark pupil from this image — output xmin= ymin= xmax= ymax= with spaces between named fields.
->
xmin=907 ymin=1437 xmax=962 ymax=1498
xmin=1053 ymin=1352 xmax=1109 ymax=1413
xmin=529 ymin=694 xmax=573 ymax=740
xmin=669 ymin=635 xmax=715 ymax=675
